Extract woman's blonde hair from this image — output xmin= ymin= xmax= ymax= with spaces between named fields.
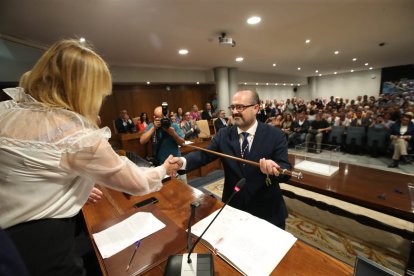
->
xmin=27 ymin=39 xmax=112 ymax=125
xmin=19 ymin=71 xmax=31 ymax=90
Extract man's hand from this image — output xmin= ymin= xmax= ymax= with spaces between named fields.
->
xmin=87 ymin=186 xmax=103 ymax=204
xmin=259 ymin=158 xmax=280 ymax=176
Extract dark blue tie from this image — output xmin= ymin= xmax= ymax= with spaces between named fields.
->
xmin=241 ymin=132 xmax=249 ymax=158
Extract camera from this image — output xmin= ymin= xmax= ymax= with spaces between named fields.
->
xmin=160 ymin=102 xmax=171 ymax=128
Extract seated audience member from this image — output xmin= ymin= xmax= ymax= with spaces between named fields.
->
xmin=382 ymin=112 xmax=395 ymax=129
xmin=289 ymin=112 xmax=310 ymax=147
xmin=180 ymin=112 xmax=200 ymax=139
xmin=214 ymin=109 xmax=229 ymax=132
xmin=0 ymin=39 xmax=182 ymax=276
xmin=136 ymin=112 xmax=150 ymax=132
xmin=305 ymin=113 xmax=332 ymax=153
xmin=350 ymin=110 xmax=371 ymax=128
xmin=281 ymin=113 xmax=293 ymax=138
xmin=175 ymin=107 xmax=184 ymax=124
xmin=388 ymin=113 xmax=414 ymax=168
xmin=189 ymin=104 xmax=201 ymax=121
xmin=256 ymin=104 xmax=267 ymax=122
xmin=201 ymin=102 xmax=214 ymax=120
xmin=115 ymin=109 xmax=136 ymax=133
xmin=266 ymin=114 xmax=283 ymax=128
xmin=369 ymin=115 xmax=388 ymax=130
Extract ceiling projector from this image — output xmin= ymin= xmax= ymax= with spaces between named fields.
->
xmin=218 ymin=33 xmax=236 ymax=47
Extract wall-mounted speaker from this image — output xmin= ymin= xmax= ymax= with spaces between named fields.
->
xmin=293 ymin=87 xmax=298 ymax=92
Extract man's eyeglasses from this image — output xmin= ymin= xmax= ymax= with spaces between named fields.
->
xmin=228 ymin=104 xmax=256 ymax=112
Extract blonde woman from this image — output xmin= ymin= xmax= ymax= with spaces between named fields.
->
xmin=0 ymin=39 xmax=181 ymax=275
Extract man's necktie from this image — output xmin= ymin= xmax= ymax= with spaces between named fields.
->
xmin=241 ymin=132 xmax=249 ymax=158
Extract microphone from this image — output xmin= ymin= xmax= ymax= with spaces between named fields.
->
xmin=164 ymin=178 xmax=246 ymax=276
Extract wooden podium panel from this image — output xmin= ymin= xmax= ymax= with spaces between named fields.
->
xmin=82 ymin=179 xmax=353 ymax=275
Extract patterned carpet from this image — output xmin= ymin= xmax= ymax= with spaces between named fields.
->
xmin=202 ymin=178 xmax=409 ymax=275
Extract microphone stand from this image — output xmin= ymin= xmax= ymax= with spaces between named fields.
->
xmin=164 ymin=178 xmax=246 ymax=276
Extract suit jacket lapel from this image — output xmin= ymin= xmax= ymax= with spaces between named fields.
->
xmin=249 ymin=122 xmax=266 ymax=162
xmin=228 ymin=126 xmax=241 ymax=157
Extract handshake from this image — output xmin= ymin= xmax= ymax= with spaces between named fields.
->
xmin=163 ymin=155 xmax=184 ymax=176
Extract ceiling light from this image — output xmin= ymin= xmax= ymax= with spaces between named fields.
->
xmin=315 ymin=70 xmax=319 ymax=73
xmin=334 ymin=50 xmax=340 ymax=55
xmin=369 ymin=67 xmax=373 ymax=70
xmin=196 ymin=82 xmax=200 ymax=84
xmin=235 ymin=57 xmax=244 ymax=62
xmin=178 ymin=49 xmax=189 ymax=55
xmin=272 ymin=63 xmax=276 ymax=67
xmin=79 ymin=37 xmax=86 ymax=43
xmin=244 ymin=82 xmax=247 ymax=85
xmin=266 ymin=83 xmax=269 ymax=85
xmin=146 ymin=81 xmax=150 ymax=84
xmin=334 ymin=72 xmax=337 ymax=74
xmin=319 ymin=74 xmax=322 ymax=77
xmin=275 ymin=83 xmax=278 ymax=86
xmin=247 ymin=16 xmax=261 ymax=25
xmin=298 ymin=84 xmax=301 ymax=86
xmin=305 ymin=39 xmax=311 ymax=44
xmin=351 ymin=69 xmax=354 ymax=72
xmin=290 ymin=84 xmax=294 ymax=86
xmin=352 ymin=58 xmax=357 ymax=61
xmin=365 ymin=63 xmax=369 ymax=66
xmin=255 ymin=82 xmax=258 ymax=85
xmin=297 ymin=67 xmax=301 ymax=71
xmin=283 ymin=83 xmax=286 ymax=86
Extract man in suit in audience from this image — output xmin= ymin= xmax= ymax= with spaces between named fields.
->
xmin=177 ymin=90 xmax=291 ymax=229
xmin=115 ymin=109 xmax=136 ymax=133
xmin=180 ymin=112 xmax=200 ymax=139
xmin=214 ymin=109 xmax=230 ymax=132
xmin=388 ymin=113 xmax=414 ymax=168
xmin=201 ymin=102 xmax=214 ymax=120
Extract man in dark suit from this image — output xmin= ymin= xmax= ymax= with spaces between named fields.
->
xmin=179 ymin=90 xmax=291 ymax=229
xmin=115 ymin=109 xmax=136 ymax=133
xmin=201 ymin=102 xmax=214 ymax=120
xmin=214 ymin=109 xmax=229 ymax=132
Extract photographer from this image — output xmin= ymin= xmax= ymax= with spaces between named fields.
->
xmin=140 ymin=104 xmax=185 ymax=165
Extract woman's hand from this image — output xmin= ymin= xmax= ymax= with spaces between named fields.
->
xmin=87 ymin=186 xmax=103 ymax=204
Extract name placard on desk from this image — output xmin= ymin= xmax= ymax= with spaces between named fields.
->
xmin=92 ymin=204 xmax=187 ymax=276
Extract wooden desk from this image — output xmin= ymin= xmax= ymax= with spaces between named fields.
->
xmin=288 ymin=155 xmax=414 ymax=222
xmin=82 ymin=179 xmax=353 ymax=275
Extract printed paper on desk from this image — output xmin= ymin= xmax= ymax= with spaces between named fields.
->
xmin=191 ymin=206 xmax=297 ymax=276
xmin=93 ymin=212 xmax=165 ymax=258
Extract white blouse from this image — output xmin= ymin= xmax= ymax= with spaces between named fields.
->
xmin=0 ymin=88 xmax=166 ymax=229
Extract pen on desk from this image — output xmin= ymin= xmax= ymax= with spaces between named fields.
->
xmin=126 ymin=240 xmax=141 ymax=271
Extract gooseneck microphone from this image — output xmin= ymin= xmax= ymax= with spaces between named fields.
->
xmin=187 ymin=178 xmax=246 ymax=264
xmin=187 ymin=201 xmax=200 ymax=251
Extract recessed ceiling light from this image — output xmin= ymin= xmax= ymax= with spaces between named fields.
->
xmin=244 ymin=82 xmax=247 ymax=85
xmin=305 ymin=39 xmax=311 ymax=44
xmin=283 ymin=83 xmax=286 ymax=86
xmin=79 ymin=37 xmax=86 ymax=43
xmin=255 ymin=82 xmax=258 ymax=85
xmin=319 ymin=74 xmax=322 ymax=77
xmin=178 ymin=49 xmax=189 ymax=55
xmin=275 ymin=83 xmax=278 ymax=86
xmin=334 ymin=72 xmax=337 ymax=74
xmin=196 ymin=82 xmax=200 ymax=84
xmin=297 ymin=67 xmax=301 ymax=71
xmin=369 ymin=67 xmax=373 ymax=70
xmin=334 ymin=50 xmax=340 ymax=55
xmin=315 ymin=70 xmax=319 ymax=73
xmin=272 ymin=63 xmax=277 ymax=67
xmin=352 ymin=58 xmax=357 ymax=61
xmin=235 ymin=57 xmax=244 ymax=62
xmin=351 ymin=69 xmax=354 ymax=72
xmin=146 ymin=81 xmax=150 ymax=84
xmin=365 ymin=63 xmax=369 ymax=66
xmin=298 ymin=84 xmax=301 ymax=86
xmin=290 ymin=84 xmax=294 ymax=86
xmin=247 ymin=16 xmax=261 ymax=25
xmin=266 ymin=83 xmax=269 ymax=85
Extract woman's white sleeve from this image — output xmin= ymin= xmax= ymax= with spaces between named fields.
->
xmin=61 ymin=136 xmax=166 ymax=195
